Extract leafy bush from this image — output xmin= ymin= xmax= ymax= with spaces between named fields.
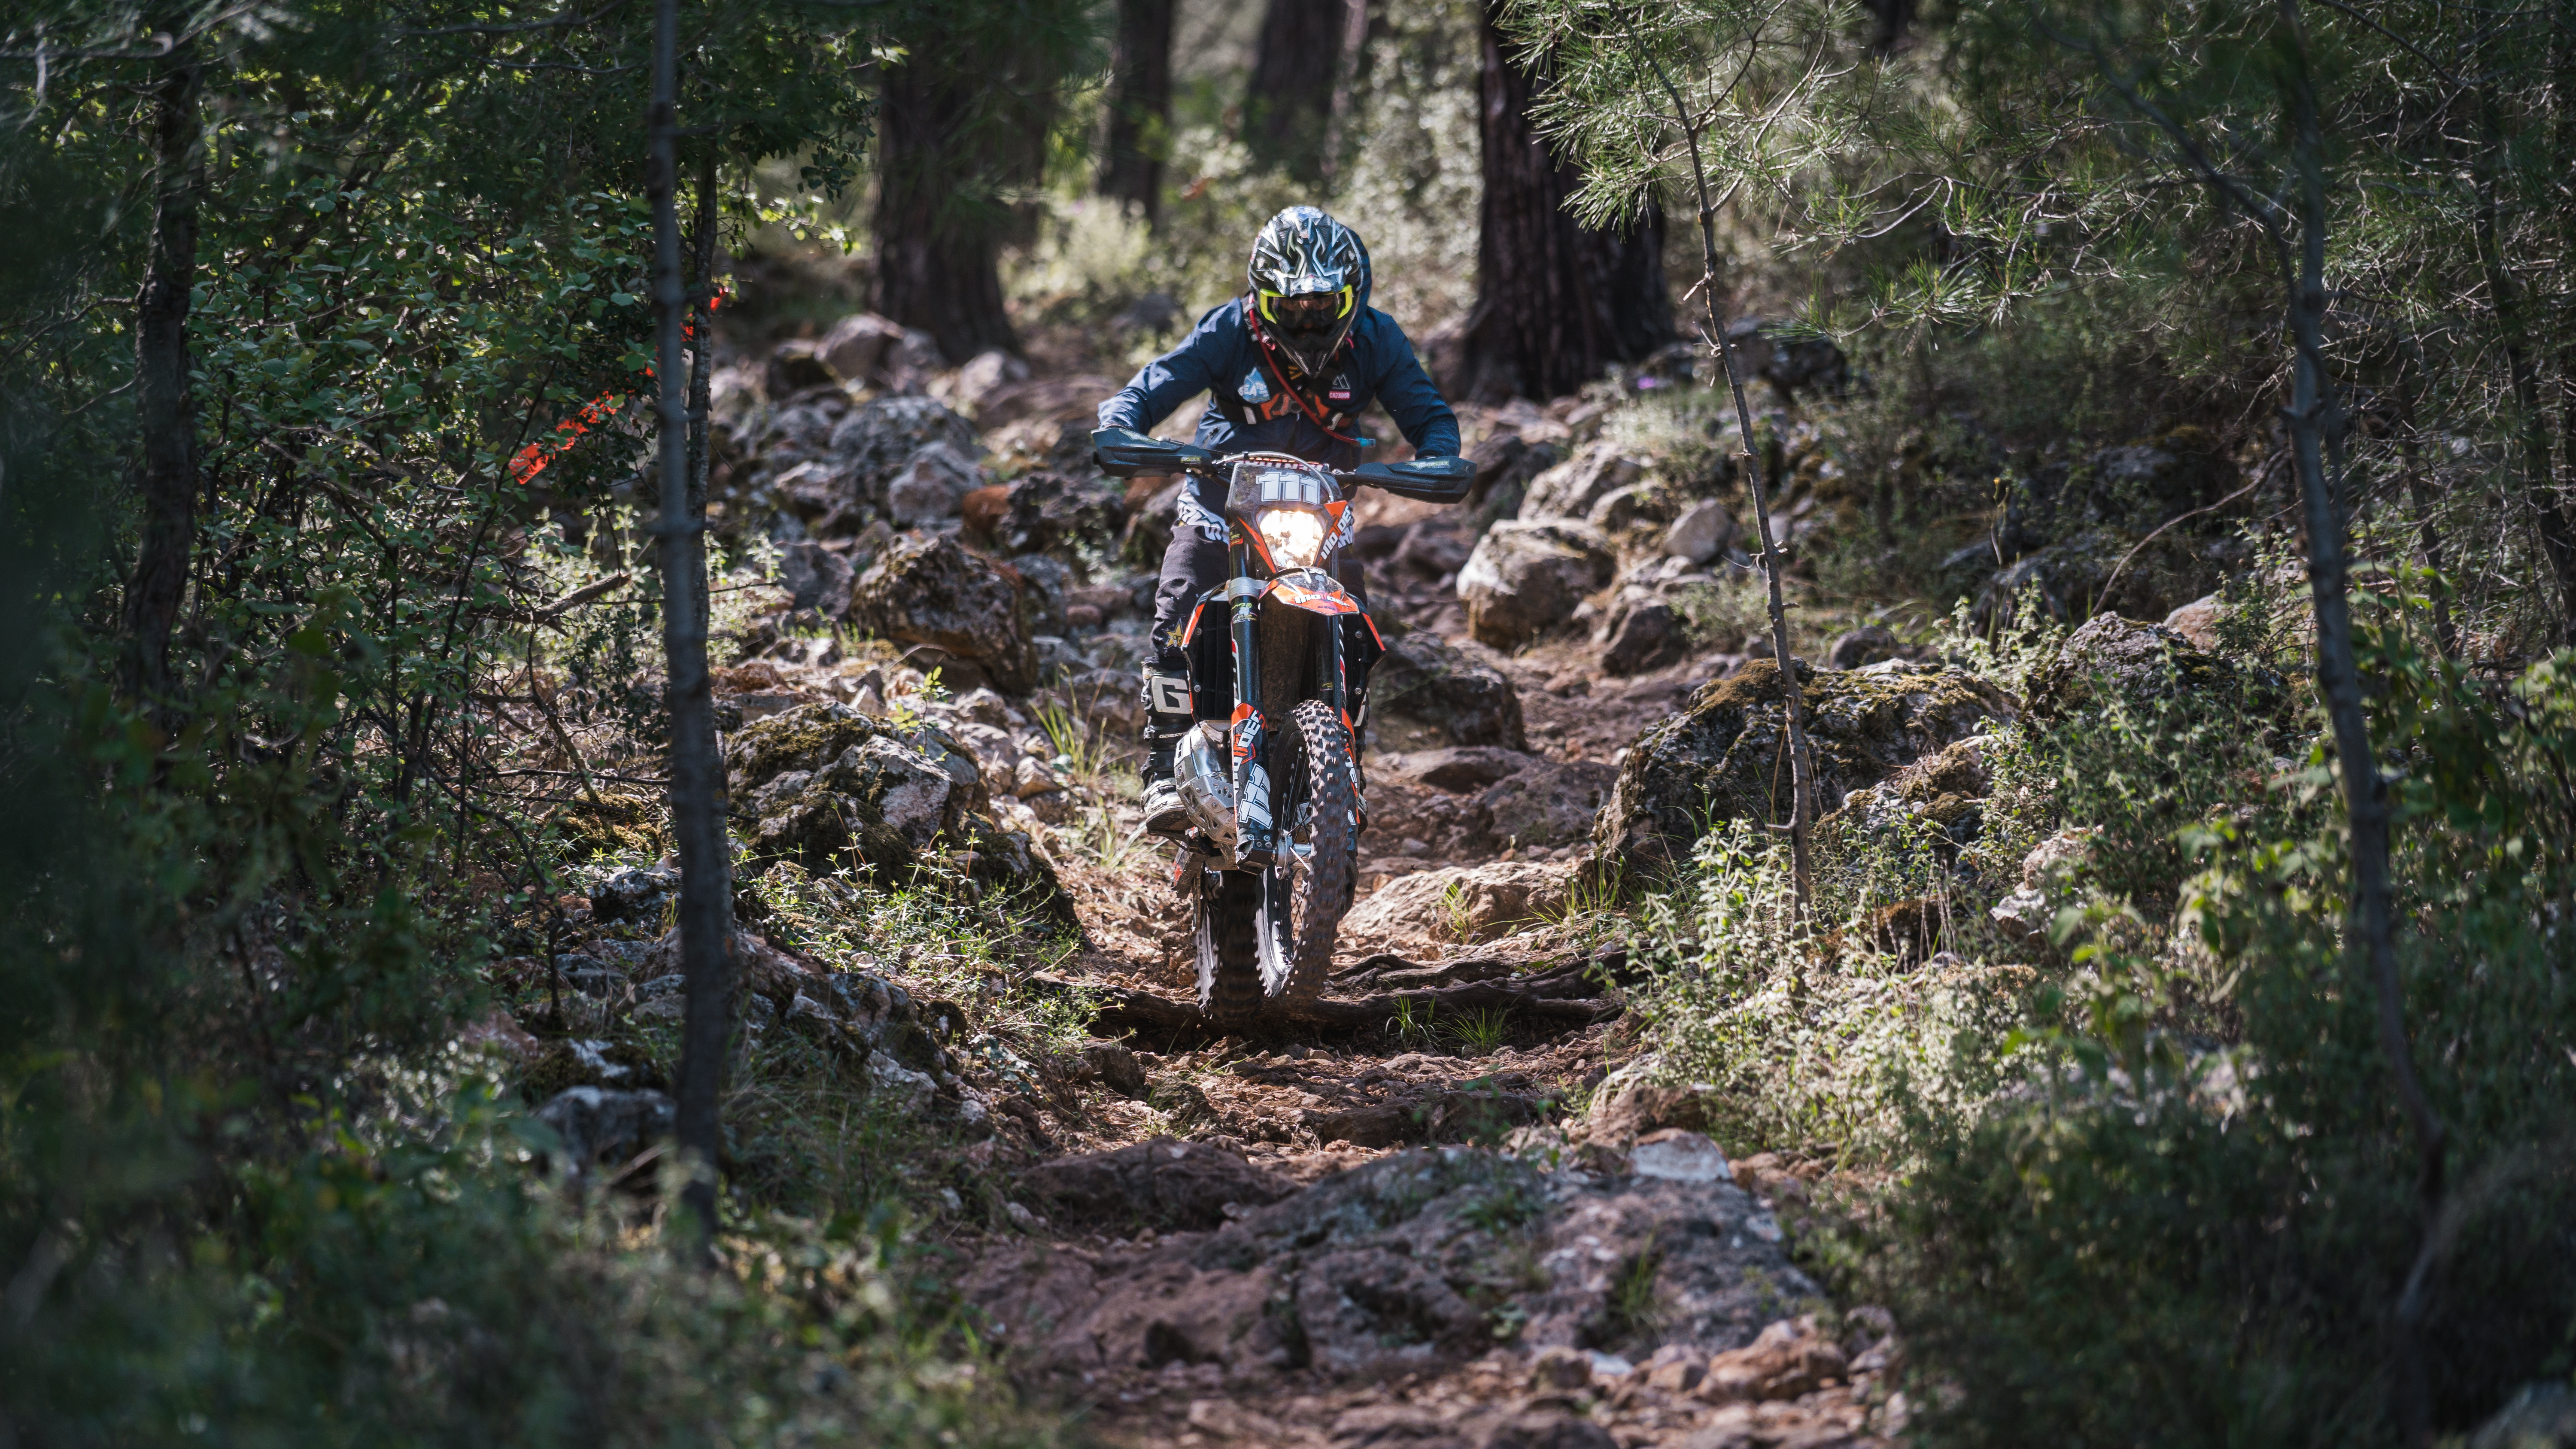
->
xmin=1851 ymin=618 xmax=2576 ymax=1444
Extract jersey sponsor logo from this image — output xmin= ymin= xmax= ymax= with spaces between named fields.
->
xmin=1146 ymin=673 xmax=1193 ymax=714
xmin=1174 ymin=491 xmax=1228 ymax=542
xmin=1237 ymin=368 xmax=1271 ymax=404
xmin=1326 ymin=373 xmax=1352 ymax=402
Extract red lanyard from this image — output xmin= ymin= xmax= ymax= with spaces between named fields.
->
xmin=1246 ymin=302 xmax=1363 ymax=446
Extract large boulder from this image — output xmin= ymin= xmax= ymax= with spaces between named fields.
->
xmin=735 ymin=726 xmax=981 ymax=876
xmin=2023 ymin=611 xmax=2281 ymax=726
xmin=1992 ymin=427 xmax=2236 ymax=561
xmin=1595 ymin=658 xmax=2017 ymax=876
xmin=1368 ymin=629 xmax=1527 ymax=750
xmin=1519 ymin=441 xmax=1645 ymax=522
xmin=1457 ymin=520 xmax=1616 ymax=650
xmin=987 ymin=469 xmax=1124 ymax=560
xmin=1971 ymin=527 xmax=2232 ymax=629
xmin=826 ymin=395 xmax=978 ymax=517
xmin=848 ymin=534 xmax=1038 ymax=693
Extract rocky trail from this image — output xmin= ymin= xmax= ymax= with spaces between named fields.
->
xmin=863 ymin=590 xmax=1920 ymax=1449
xmin=512 ymin=323 xmax=2060 ymax=1446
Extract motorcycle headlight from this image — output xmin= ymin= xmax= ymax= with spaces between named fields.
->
xmin=1256 ymin=507 xmax=1330 ymax=570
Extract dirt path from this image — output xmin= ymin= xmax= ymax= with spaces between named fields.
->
xmin=955 ymin=631 xmax=1905 ymax=1449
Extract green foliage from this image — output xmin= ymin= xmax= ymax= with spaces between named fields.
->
xmin=1846 ymin=621 xmax=2576 ymax=1443
xmin=0 ymin=5 xmax=1071 ymax=1442
xmin=1443 ymin=1007 xmax=1511 ymax=1057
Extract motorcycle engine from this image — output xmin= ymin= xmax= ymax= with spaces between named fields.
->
xmin=1175 ymin=722 xmax=1237 ymax=855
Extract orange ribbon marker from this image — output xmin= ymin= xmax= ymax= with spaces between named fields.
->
xmin=508 ymin=289 xmax=727 ymax=486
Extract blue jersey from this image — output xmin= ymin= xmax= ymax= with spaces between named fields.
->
xmin=1097 ymin=295 xmax=1461 ymax=472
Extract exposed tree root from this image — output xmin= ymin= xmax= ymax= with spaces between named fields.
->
xmin=1033 ymin=951 xmax=1623 ymax=1042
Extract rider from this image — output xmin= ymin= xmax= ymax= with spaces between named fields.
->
xmin=1097 ymin=206 xmax=1462 ymax=837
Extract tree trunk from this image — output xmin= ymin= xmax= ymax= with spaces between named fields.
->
xmin=2470 ymin=76 xmax=2576 ymax=644
xmin=2555 ymin=0 xmax=2576 ymax=601
xmin=2272 ymin=9 xmax=2442 ymax=1440
xmin=651 ymin=0 xmax=733 ymax=1261
xmin=1448 ymin=3 xmax=1673 ymax=404
xmin=122 ymin=40 xmax=204 ymax=716
xmin=1246 ymin=0 xmax=1348 ymax=182
xmin=1100 ymin=0 xmax=1176 ymax=223
xmin=1861 ymin=0 xmax=1917 ymax=54
xmin=874 ymin=37 xmax=1030 ymax=362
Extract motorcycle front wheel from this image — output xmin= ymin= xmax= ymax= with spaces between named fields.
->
xmin=1194 ymin=867 xmax=1265 ymax=1027
xmin=1256 ymin=697 xmax=1358 ymax=1006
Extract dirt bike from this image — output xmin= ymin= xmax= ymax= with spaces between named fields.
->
xmin=1094 ymin=428 xmax=1473 ymax=1026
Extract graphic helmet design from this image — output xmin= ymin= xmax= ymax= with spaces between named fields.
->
xmin=1247 ymin=206 xmax=1367 ymax=380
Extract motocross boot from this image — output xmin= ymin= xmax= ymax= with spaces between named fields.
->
xmin=1137 ymin=653 xmax=1196 ymax=838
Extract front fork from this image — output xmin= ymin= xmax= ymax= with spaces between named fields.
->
xmin=1225 ymin=564 xmax=1276 ymax=867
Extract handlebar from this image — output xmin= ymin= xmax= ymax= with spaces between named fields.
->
xmin=1090 ymin=427 xmax=1475 ymax=504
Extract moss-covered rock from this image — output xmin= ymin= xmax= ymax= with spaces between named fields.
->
xmin=1594 ymin=659 xmax=2016 ymax=877
xmin=1821 ymin=734 xmax=1997 ymax=856
xmin=2022 ymin=612 xmax=2286 ymax=726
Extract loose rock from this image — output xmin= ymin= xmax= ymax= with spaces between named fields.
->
xmin=1827 ymin=625 xmax=1899 ymax=670
xmin=827 ymin=395 xmax=979 ymax=519
xmin=882 ymin=440 xmax=984 ymax=527
xmin=534 ymin=1086 xmax=674 ymax=1179
xmin=1520 ymin=442 xmax=1645 ymax=522
xmin=777 ymin=541 xmax=855 ymax=617
xmin=1457 ymin=521 xmax=1616 ymax=650
xmin=1384 ymin=746 xmax=1534 ymax=792
xmin=1601 ymin=601 xmax=1687 ymax=676
xmin=1665 ymin=500 xmax=1740 ymax=565
xmin=589 ymin=865 xmax=680 ymax=926
xmin=1342 ymin=860 xmax=1571 ymax=947
xmin=1480 ymin=759 xmax=1617 ymax=851
xmin=1370 ymin=629 xmax=1528 ymax=750
xmin=1018 ymin=1138 xmax=1297 ymax=1230
xmin=2023 ymin=611 xmax=2277 ymax=726
xmin=848 ymin=534 xmax=1038 ymax=693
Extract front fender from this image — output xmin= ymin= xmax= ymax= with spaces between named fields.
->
xmin=1264 ymin=572 xmax=1362 ymax=617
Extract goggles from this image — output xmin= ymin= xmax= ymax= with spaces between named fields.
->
xmin=1257 ymin=287 xmax=1354 ymax=331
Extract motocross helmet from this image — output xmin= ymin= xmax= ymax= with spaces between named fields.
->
xmin=1247 ymin=206 xmax=1367 ymax=380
